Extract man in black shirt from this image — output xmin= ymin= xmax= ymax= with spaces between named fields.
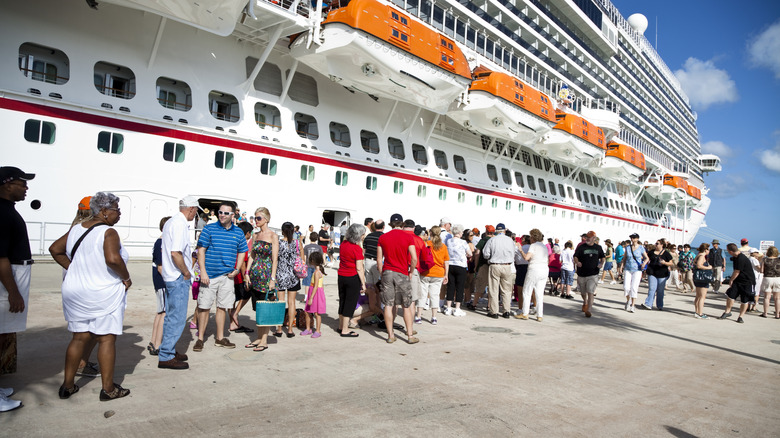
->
xmin=0 ymin=166 xmax=35 ymax=412
xmin=707 ymin=239 xmax=725 ymax=292
xmin=362 ymin=219 xmax=384 ymax=322
xmin=573 ymin=231 xmax=605 ymax=317
xmin=719 ymin=243 xmax=756 ymax=323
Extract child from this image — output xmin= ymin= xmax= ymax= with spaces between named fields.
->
xmin=229 ymin=222 xmax=254 ymax=333
xmin=301 ymin=252 xmax=326 ymax=338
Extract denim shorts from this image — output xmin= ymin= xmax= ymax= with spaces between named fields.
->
xmin=560 ymin=269 xmax=575 ymax=286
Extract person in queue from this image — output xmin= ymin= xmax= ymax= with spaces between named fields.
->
xmin=572 ymin=231 xmax=604 ymax=318
xmin=377 ymin=213 xmax=418 ymax=344
xmin=515 ymin=228 xmax=548 ymax=322
xmin=482 ymin=223 xmax=514 ymax=319
xmin=274 ymin=222 xmax=302 ymax=338
xmin=692 ymin=243 xmax=713 ymax=319
xmin=337 ymin=224 xmax=366 ymax=337
xmin=444 ymin=224 xmax=471 ymax=317
xmin=244 ymin=207 xmax=278 ymax=352
xmin=417 ymin=226 xmax=449 ymax=324
xmin=49 ymin=192 xmax=131 ymax=401
xmin=759 ymin=246 xmax=780 ymax=318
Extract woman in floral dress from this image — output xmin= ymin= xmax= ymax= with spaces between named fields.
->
xmin=275 ymin=222 xmax=303 ymax=337
xmin=244 ymin=207 xmax=277 ymax=352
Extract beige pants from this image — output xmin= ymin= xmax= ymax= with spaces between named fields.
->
xmin=488 ymin=264 xmax=514 ymax=314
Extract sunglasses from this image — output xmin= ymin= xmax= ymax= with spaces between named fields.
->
xmin=217 ymin=211 xmax=233 ymax=216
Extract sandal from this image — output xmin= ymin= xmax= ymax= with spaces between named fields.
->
xmin=99 ymin=383 xmax=130 ymax=401
xmin=147 ymin=342 xmax=159 ymax=356
xmin=252 ymin=345 xmax=268 ymax=352
xmin=58 ymin=384 xmax=79 ymax=399
xmin=273 ymin=332 xmax=283 ymax=338
xmin=340 ymin=331 xmax=359 ymax=338
xmin=230 ymin=326 xmax=253 ymax=333
xmin=244 ymin=342 xmax=261 ymax=349
xmin=286 ymin=332 xmax=295 ymax=338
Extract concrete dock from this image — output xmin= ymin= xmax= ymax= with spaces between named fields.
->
xmin=2 ymin=260 xmax=779 ymax=437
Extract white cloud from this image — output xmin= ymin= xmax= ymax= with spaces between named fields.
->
xmin=674 ymin=58 xmax=738 ymax=110
xmin=748 ymin=19 xmax=780 ymax=79
xmin=700 ymin=140 xmax=733 ymax=160
xmin=708 ymin=174 xmax=753 ymax=199
xmin=757 ymin=131 xmax=780 ymax=173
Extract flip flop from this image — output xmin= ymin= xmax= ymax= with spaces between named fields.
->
xmin=252 ymin=345 xmax=268 ymax=352
xmin=273 ymin=332 xmax=283 ymax=337
xmin=340 ymin=331 xmax=359 ymax=338
xmin=231 ymin=326 xmax=253 ymax=333
xmin=244 ymin=342 xmax=261 ymax=349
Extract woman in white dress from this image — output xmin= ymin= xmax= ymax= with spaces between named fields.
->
xmin=49 ymin=192 xmax=131 ymax=401
xmin=515 ymin=228 xmax=549 ymax=322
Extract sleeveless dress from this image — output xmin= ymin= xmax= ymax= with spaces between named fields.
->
xmin=276 ymin=239 xmax=301 ymax=291
xmin=305 ymin=276 xmax=326 ymax=314
xmin=249 ymin=240 xmax=273 ymax=300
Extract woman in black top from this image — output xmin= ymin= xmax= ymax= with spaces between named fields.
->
xmin=693 ymin=243 xmax=713 ymax=319
xmin=641 ymin=240 xmax=673 ymax=311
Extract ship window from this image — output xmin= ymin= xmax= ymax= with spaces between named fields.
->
xmin=543 ymin=159 xmax=552 ymax=172
xmin=97 ymin=131 xmax=123 ymax=154
xmin=439 ymin=189 xmax=447 ymax=201
xmin=214 ymin=150 xmax=234 ymax=169
xmin=394 ymin=181 xmax=404 ymax=194
xmin=518 ymin=202 xmax=524 ymax=212
xmin=491 ymin=198 xmax=498 ymax=208
xmin=515 ymin=172 xmax=524 ymax=188
xmin=610 ymin=199 xmax=615 ymax=208
xmin=501 ymin=168 xmax=511 ymax=185
xmin=366 ymin=176 xmax=377 ymax=190
xmin=567 ymin=187 xmax=574 ymax=199
xmin=590 ymin=194 xmax=596 ymax=204
xmin=575 ymin=189 xmax=582 ymax=201
xmin=620 ymin=202 xmax=625 ymax=211
xmin=209 ymin=90 xmax=240 ymax=122
xmin=597 ymin=196 xmax=603 ymax=207
xmin=586 ymin=174 xmax=593 ymax=186
xmin=255 ymin=103 xmax=282 ymax=131
xmin=417 ymin=185 xmax=427 ymax=198
xmin=583 ymin=190 xmax=589 ymax=203
xmin=548 ymin=181 xmax=556 ymax=196
xmin=19 ymin=43 xmax=69 ymax=84
xmin=578 ymin=173 xmax=586 ymax=183
xmin=531 ymin=205 xmax=537 ymax=214
xmin=388 ymin=137 xmax=405 ymax=160
xmin=163 ymin=142 xmax=186 ymax=163
xmin=260 ymin=158 xmax=277 ymax=176
xmin=506 ymin=200 xmax=511 ymax=210
xmin=245 ymin=59 xmax=282 ymax=96
xmin=335 ymin=171 xmax=348 ymax=186
xmin=24 ymin=119 xmax=56 ymax=144
xmin=533 ymin=155 xmax=542 ymax=170
xmin=453 ymin=155 xmax=466 ymax=174
xmin=476 ymin=195 xmax=483 ymax=206
xmin=392 ymin=12 xmax=399 ymax=20
xmin=94 ymin=61 xmax=135 ymax=99
xmin=287 ymin=70 xmax=319 ymax=106
xmin=458 ymin=192 xmax=465 ymax=203
xmin=412 ymin=144 xmax=428 ymax=164
xmin=487 ymin=164 xmax=498 ymax=181
xmin=361 ymin=130 xmax=380 ymax=154
xmin=558 ymin=184 xmax=565 ymax=198
xmin=402 ymin=34 xmax=409 ymax=43
xmin=554 ymin=163 xmax=561 ymax=176
xmin=294 ymin=113 xmax=319 ymax=139
xmin=527 ymin=175 xmax=536 ymax=191
xmin=434 ymin=150 xmax=448 ymax=169
xmin=157 ymin=77 xmax=191 ymax=111
xmin=299 ymin=165 xmax=315 ymax=181
xmin=562 ymin=166 xmax=570 ymax=177
xmin=552 ymin=209 xmax=557 ymax=217
xmin=538 ymin=178 xmax=546 ymax=193
xmin=329 ymin=122 xmax=351 ymax=147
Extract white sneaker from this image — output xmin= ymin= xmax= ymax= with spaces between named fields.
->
xmin=598 ymin=280 xmax=604 ymax=284
xmin=443 ymin=307 xmax=453 ymax=316
xmin=625 ymin=302 xmax=630 ymax=311
xmin=0 ymin=387 xmax=13 ymax=397
xmin=610 ymin=280 xmax=617 ymax=285
xmin=453 ymin=309 xmax=466 ymax=317
xmin=530 ymin=307 xmax=537 ymax=315
xmin=0 ymin=393 xmax=22 ymax=412
xmin=630 ymin=306 xmax=635 ymax=313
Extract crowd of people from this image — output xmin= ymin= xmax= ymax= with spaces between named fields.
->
xmin=0 ymin=175 xmax=778 ymax=409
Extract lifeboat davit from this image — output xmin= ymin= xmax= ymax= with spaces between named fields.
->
xmin=289 ymin=0 xmax=471 ymax=114
xmin=536 ymin=111 xmax=606 ymax=166
xmin=446 ymin=67 xmax=556 ymax=145
xmin=597 ymin=141 xmax=646 ymax=181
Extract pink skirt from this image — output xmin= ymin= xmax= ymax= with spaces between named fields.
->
xmin=305 ymin=285 xmax=326 ymax=314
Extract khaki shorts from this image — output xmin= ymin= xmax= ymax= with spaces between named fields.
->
xmin=762 ymin=277 xmax=780 ymax=294
xmin=577 ymin=275 xmax=599 ymax=295
xmin=197 ymin=274 xmax=236 ymax=309
xmin=380 ymin=270 xmax=412 ymax=308
xmin=364 ymin=258 xmax=380 ymax=285
xmin=410 ymin=269 xmax=422 ymax=302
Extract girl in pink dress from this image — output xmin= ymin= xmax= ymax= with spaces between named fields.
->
xmin=301 ymin=252 xmax=326 ymax=338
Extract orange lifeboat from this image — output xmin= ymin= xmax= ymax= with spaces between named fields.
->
xmin=686 ymin=184 xmax=702 ymax=200
xmin=447 ymin=67 xmax=556 ymax=144
xmin=536 ymin=111 xmax=606 ymax=166
xmin=660 ymin=174 xmax=689 ymax=200
xmin=289 ymin=0 xmax=471 ymax=114
xmin=598 ymin=141 xmax=646 ymax=180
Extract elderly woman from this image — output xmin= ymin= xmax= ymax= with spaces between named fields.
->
xmin=49 ymin=192 xmax=131 ymax=401
xmin=515 ymin=228 xmax=548 ymax=322
xmin=337 ymin=223 xmax=366 ymax=337
xmin=759 ymin=246 xmax=780 ymax=318
xmin=445 ymin=224 xmax=472 ymax=316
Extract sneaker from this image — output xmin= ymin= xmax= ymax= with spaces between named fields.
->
xmin=700 ymin=314 xmax=709 ymax=319
xmin=300 ymin=329 xmax=312 ymax=336
xmin=610 ymin=280 xmax=617 ymax=285
xmin=694 ymin=313 xmax=701 ymax=319
xmin=486 ymin=312 xmax=500 ymax=319
xmin=443 ymin=307 xmax=453 ymax=316
xmin=718 ymin=312 xmax=732 ymax=320
xmin=514 ymin=314 xmax=529 ymax=320
xmin=158 ymin=358 xmax=189 ymax=370
xmin=625 ymin=302 xmax=630 ymax=311
xmin=0 ymin=388 xmax=13 ymax=397
xmin=530 ymin=307 xmax=537 ymax=315
xmin=431 ymin=317 xmax=437 ymax=325
xmin=0 ymin=393 xmax=22 ymax=412
xmin=453 ymin=309 xmax=466 ymax=317
xmin=630 ymin=306 xmax=635 ymax=313
xmin=597 ymin=280 xmax=604 ymax=284
xmin=312 ymin=332 xmax=321 ymax=339
xmin=639 ymin=303 xmax=651 ymax=310
xmin=736 ymin=317 xmax=744 ymax=324
xmin=76 ymin=361 xmax=100 ymax=377
xmin=501 ymin=312 xmax=511 ymax=319
xmin=193 ymin=339 xmax=204 ymax=352
xmin=99 ymin=383 xmax=130 ymax=401
xmin=414 ymin=317 xmax=422 ymax=324
xmin=214 ymin=338 xmax=235 ymax=349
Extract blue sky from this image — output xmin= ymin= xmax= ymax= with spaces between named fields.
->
xmin=611 ymin=0 xmax=780 ymax=250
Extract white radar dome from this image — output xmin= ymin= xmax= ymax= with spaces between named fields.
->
xmin=627 ymin=13 xmax=648 ymax=35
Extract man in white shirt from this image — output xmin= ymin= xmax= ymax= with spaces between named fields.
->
xmin=158 ymin=196 xmax=199 ymax=370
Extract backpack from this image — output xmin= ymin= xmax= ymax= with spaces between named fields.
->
xmin=420 ymin=244 xmax=435 ymax=273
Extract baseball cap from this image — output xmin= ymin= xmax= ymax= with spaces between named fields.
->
xmin=179 ymin=195 xmax=201 ymax=209
xmin=439 ymin=217 xmax=451 ymax=226
xmin=485 ymin=225 xmax=495 ymax=233
xmin=390 ymin=213 xmax=403 ymax=223
xmin=629 ymin=233 xmax=640 ymax=239
xmin=740 ymin=238 xmax=748 ymax=244
xmin=495 ymin=223 xmax=506 ymax=231
xmin=78 ymin=196 xmax=92 ymax=211
xmin=472 ymin=227 xmax=480 ymax=236
xmin=0 ymin=166 xmax=35 ymax=185
xmin=586 ymin=231 xmax=597 ymax=238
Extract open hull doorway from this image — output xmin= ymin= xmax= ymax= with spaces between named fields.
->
xmin=322 ymin=209 xmax=352 ymax=248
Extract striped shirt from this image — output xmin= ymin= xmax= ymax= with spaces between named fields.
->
xmin=197 ymin=222 xmax=248 ymax=278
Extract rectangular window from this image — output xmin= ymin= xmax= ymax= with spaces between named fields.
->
xmin=583 ymin=191 xmax=590 ymax=203
xmin=438 ymin=188 xmax=447 ymax=201
xmin=453 ymin=155 xmax=466 ymax=174
xmin=491 ymin=198 xmax=498 ymax=208
xmin=518 ymin=202 xmax=524 ymax=212
xmin=542 ymin=207 xmax=547 ymax=215
xmin=335 ymin=170 xmax=348 ymax=186
xmin=417 ymin=185 xmax=427 ymax=197
xmin=300 ymin=164 xmax=315 ymax=181
xmin=388 ymin=137 xmax=405 ymax=160
xmin=434 ymin=149 xmax=448 ymax=169
xmin=458 ymin=192 xmax=465 ymax=203
xmin=515 ymin=171 xmax=524 ymax=188
xmin=548 ymin=181 xmax=556 ymax=196
xmin=366 ymin=176 xmax=377 ymax=190
xmin=476 ymin=195 xmax=483 ymax=206
xmin=538 ymin=178 xmax=546 ymax=193
xmin=567 ymin=187 xmax=574 ymax=199
xmin=558 ymin=184 xmax=565 ymax=198
xmin=412 ymin=144 xmax=428 ymax=165
xmin=97 ymin=131 xmax=123 ymax=154
xmin=501 ymin=168 xmax=511 ymax=185
xmin=24 ymin=119 xmax=56 ymax=144
xmin=214 ymin=150 xmax=234 ymax=169
xmin=505 ymin=200 xmax=511 ymax=210
xmin=575 ymin=189 xmax=582 ymax=201
xmin=163 ymin=142 xmax=185 ymax=163
xmin=531 ymin=205 xmax=537 ymax=214
xmin=527 ymin=176 xmax=536 ymax=191
xmin=260 ymin=158 xmax=277 ymax=176
xmin=394 ymin=180 xmax=404 ymax=194
xmin=487 ymin=164 xmax=498 ymax=181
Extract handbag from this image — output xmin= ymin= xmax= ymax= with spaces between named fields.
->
xmin=293 ymin=242 xmax=307 ymax=279
xmin=255 ymin=289 xmax=286 ymax=326
xmin=692 ymin=268 xmax=713 ymax=283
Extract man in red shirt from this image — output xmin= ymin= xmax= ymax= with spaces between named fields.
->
xmin=377 ymin=214 xmax=418 ymax=344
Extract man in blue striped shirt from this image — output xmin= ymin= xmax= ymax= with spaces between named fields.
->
xmin=194 ymin=201 xmax=248 ymax=351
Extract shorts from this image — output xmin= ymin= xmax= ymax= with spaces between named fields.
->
xmin=761 ymin=277 xmax=780 ymax=293
xmin=234 ymin=282 xmax=252 ymax=301
xmin=548 ymin=271 xmax=561 ymax=281
xmin=364 ymin=258 xmax=380 ymax=285
xmin=726 ymin=283 xmax=755 ymax=304
xmin=410 ymin=269 xmax=422 ymax=302
xmin=197 ymin=274 xmax=236 ymax=309
xmin=380 ymin=270 xmax=412 ymax=308
xmin=577 ymin=274 xmax=599 ymax=295
xmin=155 ymin=287 xmax=167 ymax=314
xmin=515 ymin=264 xmax=528 ymax=286
xmin=68 ymin=304 xmax=125 ymax=335
xmin=560 ymin=269 xmax=575 ymax=286
xmin=693 ymin=280 xmax=710 ymax=288
xmin=604 ymin=262 xmax=613 ymax=271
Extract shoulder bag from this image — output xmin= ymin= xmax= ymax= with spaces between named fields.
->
xmin=293 ymin=241 xmax=307 ymax=278
xmin=69 ymin=223 xmax=107 ymax=260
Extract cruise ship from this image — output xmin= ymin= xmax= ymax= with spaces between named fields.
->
xmin=1 ymin=0 xmax=721 ymax=256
